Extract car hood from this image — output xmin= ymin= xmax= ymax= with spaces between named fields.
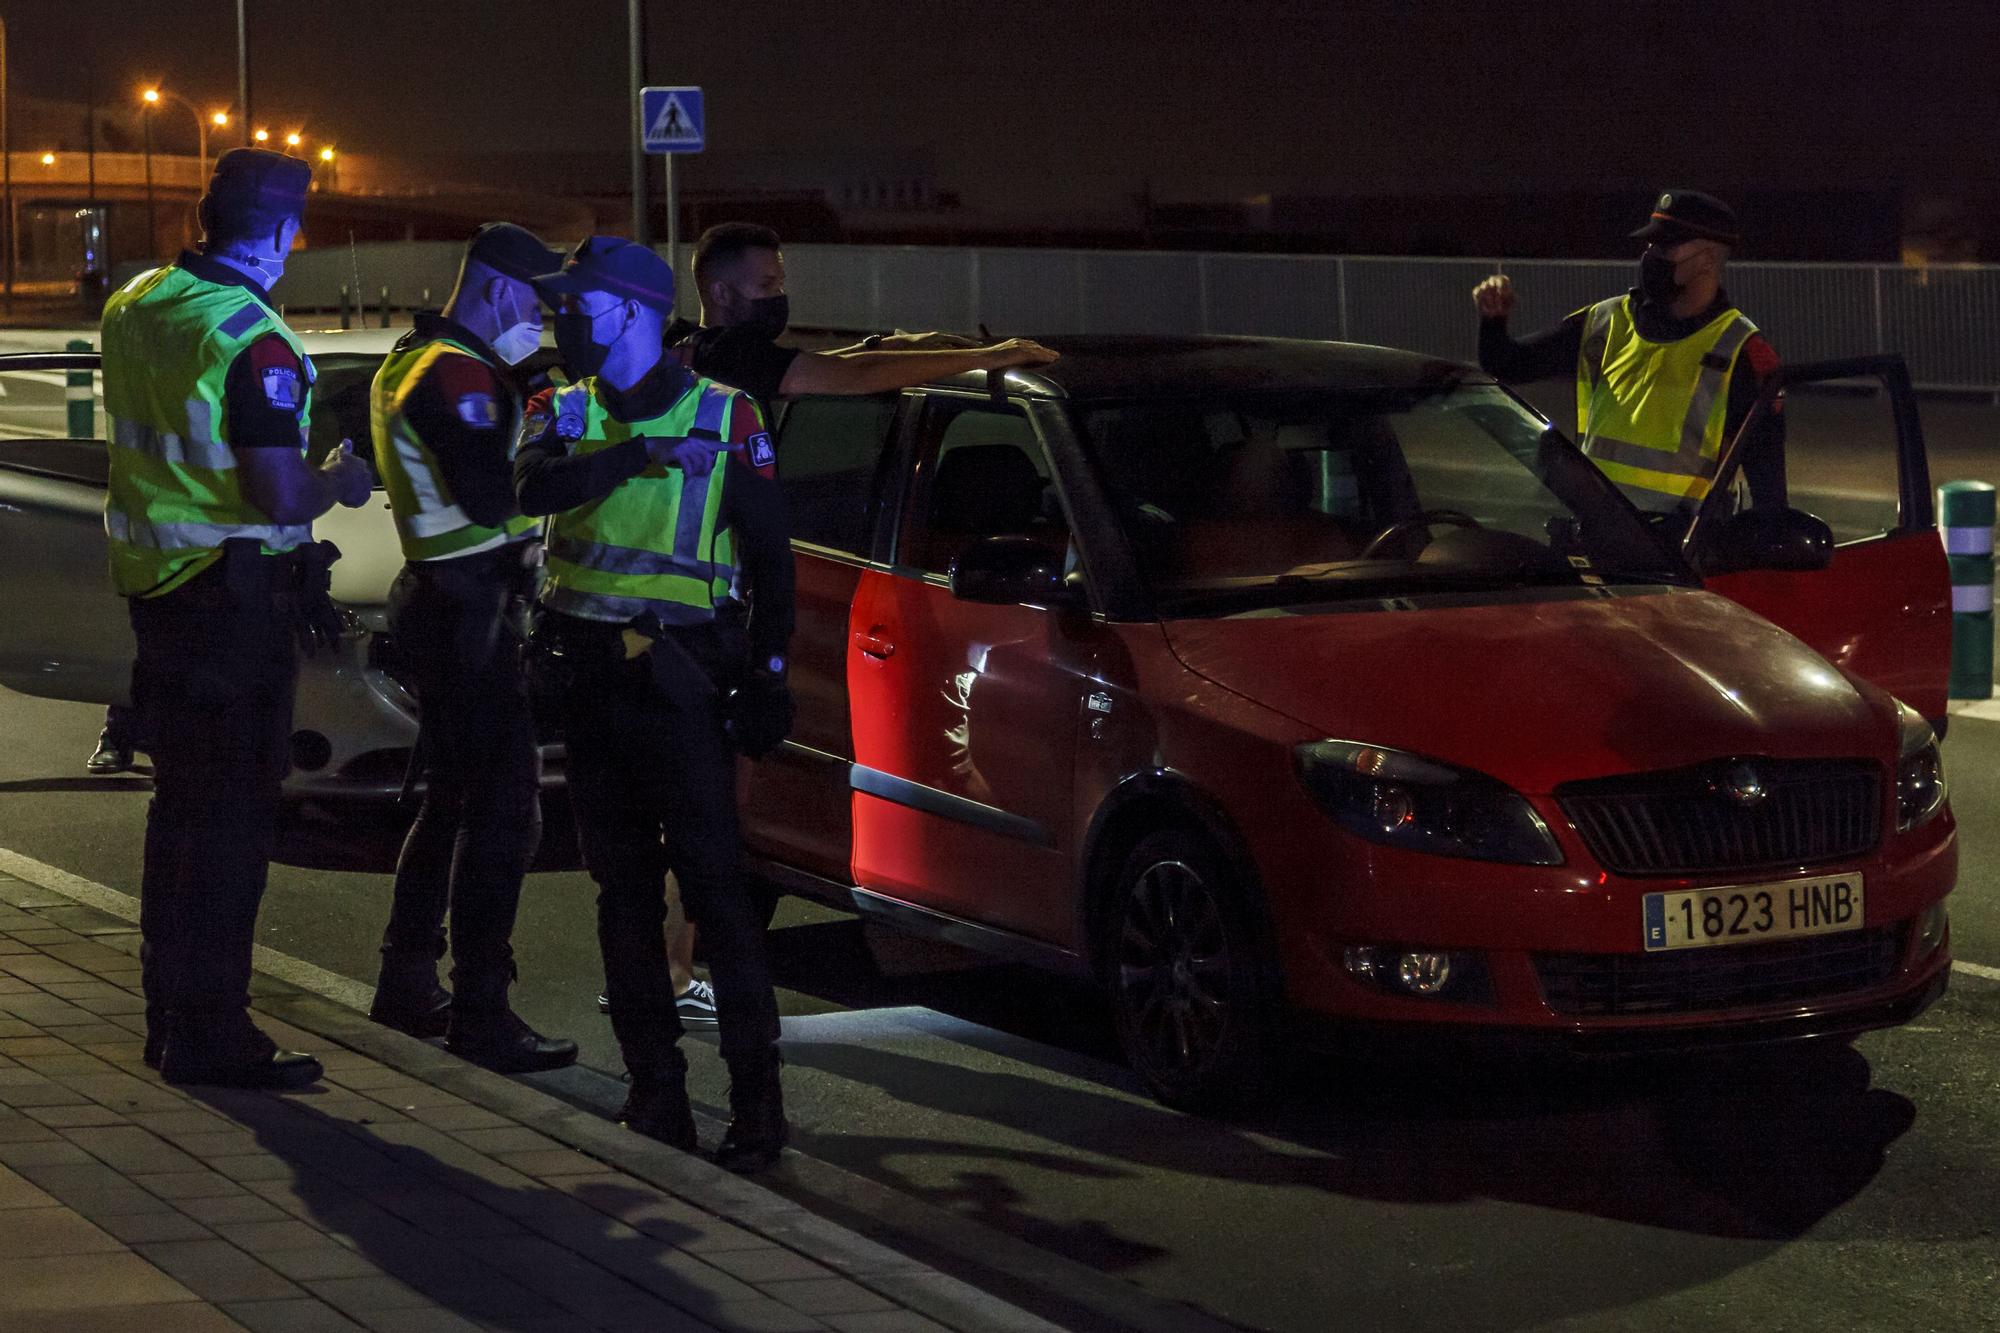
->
xmin=1162 ymin=587 xmax=1892 ymax=792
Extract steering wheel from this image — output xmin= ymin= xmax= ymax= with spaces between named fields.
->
xmin=1358 ymin=509 xmax=1484 ymax=559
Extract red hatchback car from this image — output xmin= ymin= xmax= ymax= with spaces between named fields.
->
xmin=740 ymin=337 xmax=1956 ymax=1109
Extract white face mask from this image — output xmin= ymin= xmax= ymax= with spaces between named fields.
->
xmin=490 ymin=319 xmax=540 ymax=366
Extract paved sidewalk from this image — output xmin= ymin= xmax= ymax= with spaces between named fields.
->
xmin=0 ymin=872 xmax=1061 ymax=1333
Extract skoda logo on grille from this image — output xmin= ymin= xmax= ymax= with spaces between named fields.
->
xmin=1716 ymin=763 xmax=1769 ymax=807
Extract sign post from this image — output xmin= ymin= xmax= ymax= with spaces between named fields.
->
xmin=639 ymin=85 xmax=704 ymax=318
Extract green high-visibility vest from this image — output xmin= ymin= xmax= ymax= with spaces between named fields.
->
xmin=539 ymin=375 xmax=749 ymax=624
xmin=1573 ymin=295 xmax=1759 ymax=512
xmin=99 ymin=263 xmax=314 ymax=597
xmin=370 ymin=336 xmax=539 ymax=562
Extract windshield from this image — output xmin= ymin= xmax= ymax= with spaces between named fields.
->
xmin=1076 ymin=384 xmax=1686 ymax=609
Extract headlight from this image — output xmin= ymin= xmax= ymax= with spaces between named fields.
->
xmin=1895 ymin=702 xmax=1947 ymax=832
xmin=1293 ymin=740 xmax=1563 ymax=865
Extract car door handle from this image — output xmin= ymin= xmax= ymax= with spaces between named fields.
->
xmin=852 ymin=629 xmax=896 ymax=660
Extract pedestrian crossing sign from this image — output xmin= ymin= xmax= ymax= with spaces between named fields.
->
xmin=641 ymin=86 xmax=705 ymax=154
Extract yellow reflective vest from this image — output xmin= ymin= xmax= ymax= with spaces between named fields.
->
xmin=370 ymin=336 xmax=539 ymax=562
xmin=1573 ymin=295 xmax=1758 ymax=512
xmin=538 ymin=375 xmax=752 ymax=624
xmin=100 ymin=263 xmax=314 ymax=597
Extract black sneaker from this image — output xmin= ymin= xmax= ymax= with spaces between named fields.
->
xmin=596 ymin=980 xmax=720 ymax=1028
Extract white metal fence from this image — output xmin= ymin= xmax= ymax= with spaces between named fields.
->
xmin=279 ymin=241 xmax=2000 ymax=393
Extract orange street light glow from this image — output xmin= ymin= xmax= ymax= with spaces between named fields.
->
xmin=253 ymin=128 xmax=270 ymax=142
xmin=319 ymin=146 xmax=335 ymax=162
xmin=284 ymin=132 xmax=302 ymax=148
xmin=212 ymin=110 xmax=230 ymax=127
xmin=40 ymin=152 xmax=55 ymax=166
xmin=142 ymin=88 xmax=160 ymax=104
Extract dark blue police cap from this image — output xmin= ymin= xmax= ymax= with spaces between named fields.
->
xmin=532 ymin=236 xmax=673 ymax=315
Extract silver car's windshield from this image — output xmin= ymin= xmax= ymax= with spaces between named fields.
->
xmin=1076 ymin=384 xmax=1686 ymax=609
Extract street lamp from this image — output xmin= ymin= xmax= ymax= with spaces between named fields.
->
xmin=141 ymin=87 xmax=228 ymax=175
xmin=283 ymin=131 xmax=301 ymax=151
xmin=138 ymin=90 xmax=156 ymax=258
xmin=39 ymin=151 xmax=53 ymax=166
xmin=253 ymin=128 xmax=269 ymax=144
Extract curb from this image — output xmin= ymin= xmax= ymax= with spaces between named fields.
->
xmin=0 ymin=846 xmax=1238 ymax=1333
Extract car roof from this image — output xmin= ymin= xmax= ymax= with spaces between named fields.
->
xmin=920 ymin=335 xmax=1494 ymax=401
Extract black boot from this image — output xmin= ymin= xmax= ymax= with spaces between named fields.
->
xmin=618 ymin=1050 xmax=697 ymax=1151
xmin=160 ymin=1017 xmax=322 ymax=1090
xmin=715 ymin=1049 xmax=787 ymax=1173
xmin=446 ymin=961 xmax=578 ymax=1073
xmin=369 ymin=948 xmax=453 ymax=1039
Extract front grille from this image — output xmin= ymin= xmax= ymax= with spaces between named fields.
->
xmin=1535 ymin=926 xmax=1903 ymax=1017
xmin=1558 ymin=758 xmax=1881 ymax=876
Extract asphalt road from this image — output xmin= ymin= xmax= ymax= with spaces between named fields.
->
xmin=2 ymin=685 xmax=1997 ymax=1333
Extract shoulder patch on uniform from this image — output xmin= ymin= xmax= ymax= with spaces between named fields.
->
xmin=520 ymin=409 xmax=551 ymax=442
xmin=747 ymin=431 xmax=775 ymax=469
xmin=260 ymin=364 xmax=302 ymax=410
xmin=455 ymin=392 xmax=501 ymax=427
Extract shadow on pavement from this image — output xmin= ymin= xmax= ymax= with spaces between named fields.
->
xmin=0 ymin=774 xmax=153 ymax=794
xmin=185 ymin=1082 xmax=767 ymax=1329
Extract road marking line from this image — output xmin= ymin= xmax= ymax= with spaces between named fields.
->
xmin=1956 ymin=958 xmax=2000 ymax=983
xmin=0 ymin=845 xmax=376 ymax=1013
xmin=1946 ymin=697 xmax=2000 ymax=723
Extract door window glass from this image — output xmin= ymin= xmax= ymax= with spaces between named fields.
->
xmin=776 ymin=395 xmax=900 ymax=555
xmin=902 ymin=401 xmax=1067 ymax=575
xmin=1749 ymin=384 xmax=1904 ymax=544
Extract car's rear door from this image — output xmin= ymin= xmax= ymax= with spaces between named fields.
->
xmin=1694 ymin=356 xmax=1951 ymax=720
xmin=738 ymin=393 xmax=906 ymax=883
xmin=0 ymin=352 xmax=134 ymax=705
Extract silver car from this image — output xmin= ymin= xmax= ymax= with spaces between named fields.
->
xmin=0 ymin=329 xmax=465 ymax=800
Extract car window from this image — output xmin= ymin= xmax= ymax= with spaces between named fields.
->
xmin=305 ymin=355 xmax=385 ymax=481
xmin=900 ymin=400 xmax=1068 ymax=575
xmin=1756 ymin=386 xmax=1903 ymax=544
xmin=1078 ymin=385 xmax=1683 ymax=609
xmin=0 ymin=360 xmax=102 ymax=444
xmin=775 ymin=395 xmax=900 ymax=556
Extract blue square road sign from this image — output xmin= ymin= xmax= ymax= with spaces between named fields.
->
xmin=640 ymin=86 xmax=704 ymax=154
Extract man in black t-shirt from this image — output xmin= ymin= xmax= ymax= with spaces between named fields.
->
xmin=668 ymin=222 xmax=1057 ymax=419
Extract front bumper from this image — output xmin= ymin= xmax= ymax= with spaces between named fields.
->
xmin=1299 ymin=956 xmax=1949 ymax=1060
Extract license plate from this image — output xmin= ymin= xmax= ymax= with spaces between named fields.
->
xmin=1643 ymin=874 xmax=1865 ymax=952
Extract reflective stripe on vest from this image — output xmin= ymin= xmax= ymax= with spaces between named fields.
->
xmin=539 ymin=378 xmax=743 ymax=624
xmin=369 ymin=337 xmax=539 ymax=562
xmin=1574 ymin=296 xmax=1757 ymax=511
xmin=99 ymin=264 xmax=314 ymax=597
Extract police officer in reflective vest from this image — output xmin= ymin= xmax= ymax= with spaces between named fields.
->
xmin=1472 ymin=190 xmax=1785 ymax=518
xmin=365 ymin=223 xmax=578 ymax=1073
xmin=101 ymin=148 xmax=372 ymax=1088
xmin=514 ymin=238 xmax=796 ymax=1171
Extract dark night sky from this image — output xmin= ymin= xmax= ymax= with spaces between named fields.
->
xmin=8 ymin=0 xmax=2000 ymax=214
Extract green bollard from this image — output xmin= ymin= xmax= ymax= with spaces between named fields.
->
xmin=65 ymin=338 xmax=94 ymax=438
xmin=1939 ymin=480 xmax=1995 ymax=699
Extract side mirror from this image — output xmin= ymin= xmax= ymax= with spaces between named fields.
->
xmin=949 ymin=535 xmax=1068 ymax=606
xmin=1697 ymin=507 xmax=1834 ymax=575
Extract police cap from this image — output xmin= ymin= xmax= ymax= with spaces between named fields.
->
xmin=464 ymin=222 xmax=564 ymax=285
xmin=1630 ymin=190 xmax=1742 ymax=247
xmin=532 ymin=236 xmax=674 ymax=315
xmin=200 ymin=147 xmax=312 ymax=240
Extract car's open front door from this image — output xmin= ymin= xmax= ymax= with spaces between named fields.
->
xmin=0 ymin=352 xmax=133 ymax=705
xmin=1690 ymin=355 xmax=1951 ymax=721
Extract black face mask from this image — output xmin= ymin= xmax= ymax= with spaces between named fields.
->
xmin=1639 ymin=249 xmax=1681 ymax=306
xmin=554 ymin=307 xmax=615 ymax=380
xmin=740 ymin=293 xmax=789 ymax=341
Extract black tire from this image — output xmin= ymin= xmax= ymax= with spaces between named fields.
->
xmin=1106 ymin=829 xmax=1281 ymax=1112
